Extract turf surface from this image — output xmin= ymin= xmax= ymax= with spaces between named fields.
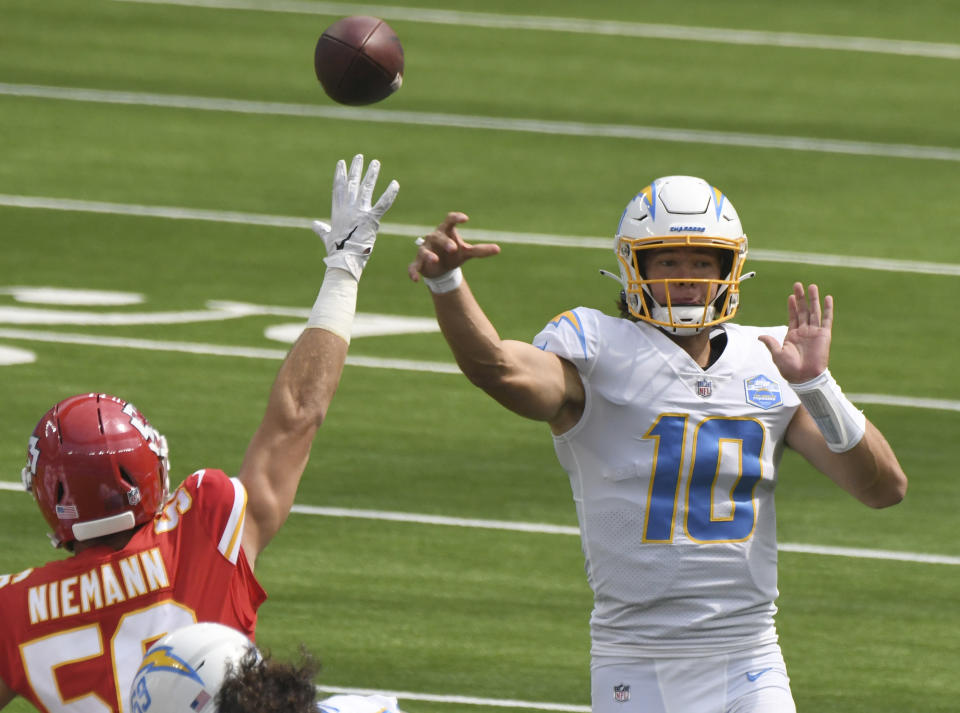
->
xmin=1 ymin=2 xmax=958 ymax=711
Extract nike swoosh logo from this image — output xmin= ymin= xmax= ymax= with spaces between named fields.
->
xmin=746 ymin=667 xmax=774 ymax=682
xmin=335 ymin=225 xmax=358 ymax=250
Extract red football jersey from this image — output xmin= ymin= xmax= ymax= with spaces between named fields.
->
xmin=0 ymin=469 xmax=267 ymax=713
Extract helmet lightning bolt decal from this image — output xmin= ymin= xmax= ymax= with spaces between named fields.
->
xmin=135 ymin=645 xmax=205 ymax=685
xmin=712 ymin=187 xmax=726 ymax=220
xmin=616 ymin=184 xmax=657 ymax=236
xmin=27 ymin=436 xmax=40 ymax=474
xmin=642 ymin=183 xmax=657 ymax=219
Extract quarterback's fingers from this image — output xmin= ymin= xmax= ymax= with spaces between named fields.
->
xmin=439 ymin=211 xmax=469 ymax=236
xmin=407 ymin=251 xmax=439 ymax=282
xmin=806 ymin=284 xmax=822 ymax=326
xmin=465 ymin=242 xmax=502 ymax=260
xmin=821 ymin=293 xmax=834 ymax=332
xmin=792 ymin=282 xmax=807 ymax=327
xmin=419 ymin=212 xmax=468 ymax=254
xmin=436 ymin=213 xmax=500 ymax=259
xmin=419 ymin=213 xmax=503 ymax=261
xmin=370 ymin=179 xmax=400 ymax=220
xmin=757 ymin=334 xmax=781 ymax=357
xmin=786 ymin=294 xmax=799 ymax=331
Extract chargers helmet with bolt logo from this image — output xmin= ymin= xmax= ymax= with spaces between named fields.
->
xmin=609 ymin=175 xmax=751 ymax=335
xmin=22 ymin=393 xmax=170 ymax=548
xmin=130 ymin=622 xmax=257 ymax=713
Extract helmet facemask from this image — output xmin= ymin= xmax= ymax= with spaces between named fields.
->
xmin=616 ymin=235 xmax=747 ymax=335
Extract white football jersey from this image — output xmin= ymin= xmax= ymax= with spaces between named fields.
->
xmin=533 ymin=308 xmax=800 ymax=656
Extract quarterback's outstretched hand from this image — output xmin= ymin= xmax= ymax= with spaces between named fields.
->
xmin=759 ymin=282 xmax=833 ymax=383
xmin=408 ymin=211 xmax=501 ymax=282
xmin=312 ymin=154 xmax=399 ymax=281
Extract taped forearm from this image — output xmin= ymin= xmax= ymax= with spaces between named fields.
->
xmin=305 ymin=267 xmax=358 ymax=343
xmin=791 ymin=369 xmax=866 ymax=453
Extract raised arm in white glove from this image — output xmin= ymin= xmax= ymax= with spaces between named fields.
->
xmin=312 ymin=153 xmax=400 ymax=282
xmin=306 ymin=154 xmax=399 ymax=342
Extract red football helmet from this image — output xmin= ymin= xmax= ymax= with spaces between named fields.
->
xmin=21 ymin=393 xmax=171 ymax=548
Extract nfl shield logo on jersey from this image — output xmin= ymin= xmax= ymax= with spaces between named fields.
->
xmin=614 ymin=683 xmax=631 ymax=703
xmin=696 ymin=378 xmax=713 ymax=398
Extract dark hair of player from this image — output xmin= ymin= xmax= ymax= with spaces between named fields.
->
xmin=217 ymin=648 xmax=319 ymax=713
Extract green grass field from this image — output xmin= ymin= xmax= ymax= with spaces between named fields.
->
xmin=1 ymin=1 xmax=958 ymax=711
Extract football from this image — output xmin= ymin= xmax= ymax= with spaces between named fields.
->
xmin=314 ymin=16 xmax=404 ymax=106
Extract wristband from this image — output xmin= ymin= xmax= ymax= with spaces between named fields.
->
xmin=423 ymin=267 xmax=463 ymax=294
xmin=305 ymin=267 xmax=358 ymax=343
xmin=790 ymin=369 xmax=865 ymax=453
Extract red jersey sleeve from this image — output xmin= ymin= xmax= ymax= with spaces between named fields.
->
xmin=162 ymin=469 xmax=267 ymax=632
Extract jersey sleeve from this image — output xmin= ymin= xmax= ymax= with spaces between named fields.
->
xmin=182 ymin=469 xmax=248 ymax=565
xmin=177 ymin=469 xmax=266 ymax=631
xmin=532 ymin=307 xmax=599 ymax=374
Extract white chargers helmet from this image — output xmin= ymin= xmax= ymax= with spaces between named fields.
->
xmin=129 ymin=622 xmax=258 ymax=713
xmin=612 ymin=176 xmax=750 ymax=335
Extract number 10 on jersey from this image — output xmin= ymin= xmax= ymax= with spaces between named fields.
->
xmin=643 ymin=415 xmax=765 ymax=544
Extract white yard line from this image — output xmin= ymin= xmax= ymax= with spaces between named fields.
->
xmin=2 ymin=82 xmax=960 ymax=163
xmin=0 ymin=329 xmax=462 ymax=373
xmin=289 ymin=505 xmax=960 ymax=566
xmin=0 ymin=328 xmax=957 ymax=412
xmin=113 ymin=0 xmax=960 ymax=60
xmin=317 ymin=685 xmax=590 ymax=712
xmin=1 ymin=194 xmax=959 ymax=277
xmin=0 ymin=481 xmax=956 ymax=565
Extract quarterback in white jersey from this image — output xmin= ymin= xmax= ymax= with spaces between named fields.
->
xmin=409 ymin=175 xmax=907 ymax=713
xmin=535 ymin=310 xmax=797 ymax=655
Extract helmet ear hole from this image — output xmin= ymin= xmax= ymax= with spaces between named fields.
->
xmin=56 ymin=481 xmax=65 ymax=503
xmin=118 ymin=467 xmax=136 ymax=488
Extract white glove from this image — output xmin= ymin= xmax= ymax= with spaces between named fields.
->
xmin=312 ymin=154 xmax=399 ymax=281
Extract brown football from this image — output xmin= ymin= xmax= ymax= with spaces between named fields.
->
xmin=314 ymin=16 xmax=404 ymax=106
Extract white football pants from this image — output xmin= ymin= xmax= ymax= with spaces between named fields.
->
xmin=591 ymin=643 xmax=796 ymax=713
